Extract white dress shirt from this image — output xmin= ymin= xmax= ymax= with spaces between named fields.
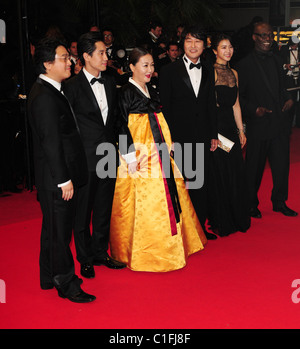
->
xmin=82 ymin=70 xmax=136 ymax=164
xmin=83 ymin=68 xmax=108 ymax=125
xmin=39 ymin=74 xmax=71 ymax=188
xmin=70 ymin=55 xmax=77 ymax=65
xmin=290 ymin=49 xmax=298 ymax=66
xmin=182 ymin=54 xmax=202 ymax=97
xmin=39 ymin=73 xmax=62 ymax=92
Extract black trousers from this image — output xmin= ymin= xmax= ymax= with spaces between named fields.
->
xmin=245 ymin=132 xmax=290 ymax=209
xmin=178 ymin=141 xmax=210 ymax=230
xmin=38 ymin=189 xmax=82 ymax=296
xmin=73 ymin=171 xmax=116 ymax=264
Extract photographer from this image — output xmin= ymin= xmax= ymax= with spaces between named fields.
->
xmin=280 ymin=37 xmax=300 ymax=127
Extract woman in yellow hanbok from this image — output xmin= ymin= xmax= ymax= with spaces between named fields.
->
xmin=110 ymin=48 xmax=207 ymax=272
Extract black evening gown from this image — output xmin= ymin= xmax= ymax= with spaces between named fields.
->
xmin=208 ymin=63 xmax=250 ymax=236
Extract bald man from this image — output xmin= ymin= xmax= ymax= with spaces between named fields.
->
xmin=237 ymin=22 xmax=297 ymax=218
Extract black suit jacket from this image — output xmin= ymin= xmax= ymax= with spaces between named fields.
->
xmin=64 ymin=69 xmax=133 ymax=172
xmin=159 ymin=58 xmax=217 ymax=145
xmin=28 ymin=78 xmax=88 ymax=190
xmin=237 ymin=51 xmax=292 ymax=140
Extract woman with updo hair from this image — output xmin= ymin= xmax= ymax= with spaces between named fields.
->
xmin=207 ymin=33 xmax=251 ymax=237
xmin=109 ymin=47 xmax=207 ymax=272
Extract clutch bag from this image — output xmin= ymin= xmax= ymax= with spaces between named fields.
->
xmin=218 ymin=133 xmax=234 ymax=153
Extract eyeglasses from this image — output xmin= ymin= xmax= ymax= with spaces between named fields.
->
xmin=55 ymin=55 xmax=71 ymax=62
xmin=104 ymin=34 xmax=113 ymax=38
xmin=253 ymin=32 xmax=274 ymax=40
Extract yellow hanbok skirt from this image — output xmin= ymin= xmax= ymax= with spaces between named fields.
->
xmin=110 ymin=112 xmax=207 ymax=272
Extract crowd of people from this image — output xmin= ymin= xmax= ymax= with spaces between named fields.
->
xmin=5 ymin=17 xmax=300 ymax=303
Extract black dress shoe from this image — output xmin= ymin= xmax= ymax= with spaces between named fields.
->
xmin=250 ymin=207 xmax=262 ymax=218
xmin=58 ymin=290 xmax=96 ymax=303
xmin=93 ymin=256 xmax=126 ymax=269
xmin=80 ymin=263 xmax=95 ymax=278
xmin=273 ymin=203 xmax=298 ymax=217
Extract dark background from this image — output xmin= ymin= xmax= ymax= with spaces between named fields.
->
xmin=0 ymin=0 xmax=299 ymax=192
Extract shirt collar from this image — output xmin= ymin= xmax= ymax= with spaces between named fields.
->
xmin=149 ymin=31 xmax=158 ymax=42
xmin=39 ymin=74 xmax=62 ymax=91
xmin=83 ymin=67 xmax=101 ymax=83
xmin=183 ymin=54 xmax=201 ymax=68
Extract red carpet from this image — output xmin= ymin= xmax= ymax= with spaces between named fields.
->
xmin=1 ymin=129 xmax=300 ymax=331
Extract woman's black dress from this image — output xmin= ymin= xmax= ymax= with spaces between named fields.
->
xmin=208 ymin=63 xmax=250 ymax=236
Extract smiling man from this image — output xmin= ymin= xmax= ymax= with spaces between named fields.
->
xmin=28 ymin=37 xmax=95 ymax=303
xmin=159 ymin=25 xmax=218 ymax=240
xmin=237 ymin=22 xmax=297 ymax=219
xmin=64 ymin=32 xmax=135 ymax=278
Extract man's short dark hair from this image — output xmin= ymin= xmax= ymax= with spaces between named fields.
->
xmin=34 ymin=37 xmax=67 ymax=75
xmin=150 ymin=20 xmax=162 ymax=30
xmin=102 ymin=27 xmax=114 ymax=34
xmin=182 ymin=25 xmax=207 ymax=47
xmin=77 ymin=31 xmax=103 ymax=65
xmin=166 ymin=41 xmax=179 ymax=51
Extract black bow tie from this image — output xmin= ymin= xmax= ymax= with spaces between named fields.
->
xmin=90 ymin=77 xmax=105 ymax=85
xmin=189 ymin=62 xmax=201 ymax=70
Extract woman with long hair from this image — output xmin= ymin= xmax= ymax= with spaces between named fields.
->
xmin=207 ymin=33 xmax=250 ymax=237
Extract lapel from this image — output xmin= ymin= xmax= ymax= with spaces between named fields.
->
xmin=38 ymin=77 xmax=68 ymax=106
xmin=77 ymin=70 xmax=105 ymax=127
xmin=198 ymin=63 xmax=208 ymax=98
xmin=38 ymin=78 xmax=80 ymax=131
xmin=103 ymin=72 xmax=113 ymax=125
xmin=178 ymin=59 xmax=194 ymax=93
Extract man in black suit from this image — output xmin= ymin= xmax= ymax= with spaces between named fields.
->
xmin=157 ymin=41 xmax=180 ymax=74
xmin=64 ymin=32 xmax=136 ymax=278
xmin=102 ymin=28 xmax=127 ymax=72
xmin=102 ymin=28 xmax=129 ymax=86
xmin=159 ymin=25 xmax=218 ymax=240
xmin=279 ymin=38 xmax=300 ymax=127
xmin=237 ymin=22 xmax=297 ymax=218
xmin=138 ymin=20 xmax=163 ymax=66
xmin=68 ymin=38 xmax=78 ymax=77
xmin=28 ymin=37 xmax=95 ymax=303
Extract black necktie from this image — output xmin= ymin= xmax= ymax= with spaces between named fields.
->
xmin=189 ymin=62 xmax=201 ymax=70
xmin=90 ymin=77 xmax=105 ymax=85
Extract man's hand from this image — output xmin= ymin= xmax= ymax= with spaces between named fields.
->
xmin=256 ymin=107 xmax=272 ymax=117
xmin=128 ymin=161 xmax=138 ymax=174
xmin=210 ymin=139 xmax=218 ymax=152
xmin=282 ymin=99 xmax=294 ymax=112
xmin=61 ymin=181 xmax=74 ymax=201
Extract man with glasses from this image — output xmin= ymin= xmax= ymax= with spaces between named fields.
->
xmin=237 ymin=22 xmax=297 ymax=219
xmin=28 ymin=37 xmax=96 ymax=302
xmin=102 ymin=28 xmax=127 ymax=73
